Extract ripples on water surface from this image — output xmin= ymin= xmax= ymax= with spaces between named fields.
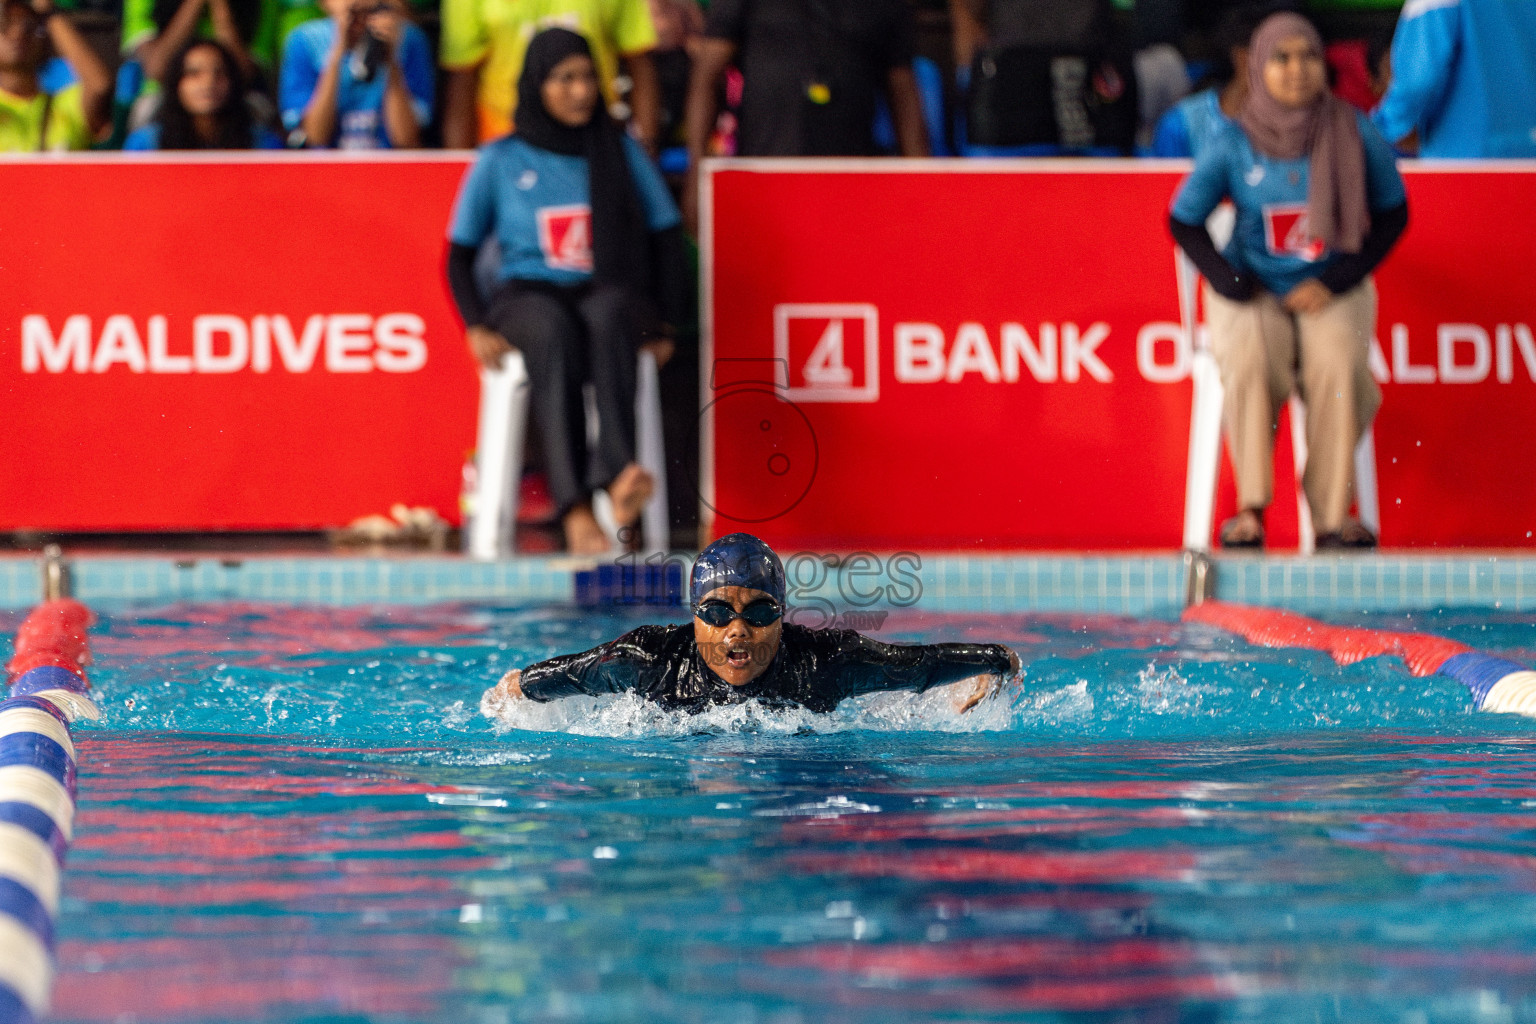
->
xmin=13 ymin=603 xmax=1536 ymax=1023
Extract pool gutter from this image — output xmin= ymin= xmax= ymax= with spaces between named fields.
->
xmin=0 ymin=550 xmax=1534 ymax=614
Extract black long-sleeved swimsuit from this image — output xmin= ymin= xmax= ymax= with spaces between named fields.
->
xmin=518 ymin=623 xmax=1014 ymax=713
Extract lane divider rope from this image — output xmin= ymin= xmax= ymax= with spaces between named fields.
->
xmin=1183 ymin=600 xmax=1536 ymax=717
xmin=0 ymin=598 xmax=100 ymax=1024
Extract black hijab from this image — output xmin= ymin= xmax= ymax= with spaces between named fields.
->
xmin=514 ymin=28 xmax=651 ymax=294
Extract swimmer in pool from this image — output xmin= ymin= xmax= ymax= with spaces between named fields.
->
xmin=482 ymin=533 xmax=1019 ymax=717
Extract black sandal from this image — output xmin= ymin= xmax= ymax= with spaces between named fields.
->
xmin=1316 ymin=520 xmax=1377 ymax=549
xmin=1219 ymin=508 xmax=1266 ymax=549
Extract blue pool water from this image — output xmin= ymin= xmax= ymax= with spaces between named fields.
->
xmin=24 ymin=604 xmax=1536 ymax=1023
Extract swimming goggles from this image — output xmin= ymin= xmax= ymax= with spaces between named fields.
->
xmin=693 ymin=598 xmax=782 ymax=628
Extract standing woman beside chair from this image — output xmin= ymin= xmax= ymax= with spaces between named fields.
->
xmin=1168 ymin=11 xmax=1408 ymax=551
xmin=445 ymin=27 xmax=689 ymax=555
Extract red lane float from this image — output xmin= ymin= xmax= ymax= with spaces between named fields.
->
xmin=1182 ymin=601 xmax=1471 ymax=675
xmin=1183 ymin=600 xmax=1536 ymax=716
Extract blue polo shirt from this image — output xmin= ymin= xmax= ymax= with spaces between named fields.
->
xmin=1151 ymin=88 xmax=1231 ymax=160
xmin=1170 ymin=111 xmax=1407 ymax=296
xmin=123 ymin=123 xmax=286 ymax=149
xmin=447 ymin=134 xmax=680 ymax=287
xmin=279 ymin=17 xmax=434 ymax=149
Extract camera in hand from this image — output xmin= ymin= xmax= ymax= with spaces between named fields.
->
xmin=347 ymin=6 xmax=390 ymax=82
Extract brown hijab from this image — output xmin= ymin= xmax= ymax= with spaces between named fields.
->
xmin=1239 ymin=12 xmax=1369 ymax=254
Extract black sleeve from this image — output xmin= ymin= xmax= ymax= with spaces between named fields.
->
xmin=517 ymin=625 xmax=675 ymax=701
xmin=820 ymin=630 xmax=1013 ymax=701
xmin=701 ymin=0 xmax=745 ymax=42
xmin=446 ymin=242 xmax=487 ymax=329
xmin=883 ymin=0 xmax=917 ymax=69
xmin=651 ymin=225 xmax=692 ymax=335
xmin=1169 ymin=214 xmax=1256 ymax=301
xmin=1316 ymin=201 xmax=1409 ymax=295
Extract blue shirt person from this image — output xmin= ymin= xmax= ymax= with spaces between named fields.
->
xmin=443 ymin=28 xmax=691 ymax=555
xmin=1152 ymin=89 xmax=1231 ymax=159
xmin=1168 ymin=12 xmax=1410 ymax=552
xmin=447 ymin=133 xmax=679 ymax=287
xmin=278 ymin=0 xmax=432 ymax=148
xmin=1171 ymin=111 xmax=1406 ymax=297
xmin=1372 ymin=0 xmax=1536 ymax=158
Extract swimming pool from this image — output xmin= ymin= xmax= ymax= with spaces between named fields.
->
xmin=34 ymin=602 xmax=1536 ymax=1022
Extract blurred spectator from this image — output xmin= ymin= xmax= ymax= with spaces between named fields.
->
xmin=438 ymin=0 xmax=660 ymax=149
xmin=0 ymin=0 xmax=108 ymax=150
xmin=681 ymin=0 xmax=928 ymax=227
xmin=1169 ymin=12 xmax=1408 ymax=549
xmin=445 ymin=29 xmax=688 ymax=554
xmin=1151 ymin=2 xmax=1267 ymax=158
xmin=1372 ymin=0 xmax=1536 ymax=157
xmin=280 ymin=0 xmax=432 ymax=147
xmin=121 ymin=0 xmax=288 ymax=137
xmin=123 ymin=0 xmax=259 ymax=85
xmin=949 ymin=0 xmax=1137 ymax=153
xmin=125 ymin=38 xmax=284 ymax=146
xmin=645 ymin=0 xmax=701 ymax=148
xmin=122 ymin=0 xmax=325 ymax=78
xmin=1134 ymin=43 xmax=1188 ymax=150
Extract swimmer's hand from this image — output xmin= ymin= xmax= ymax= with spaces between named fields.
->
xmin=952 ymin=651 xmax=1020 ymax=714
xmin=480 ymin=669 xmax=524 ymax=718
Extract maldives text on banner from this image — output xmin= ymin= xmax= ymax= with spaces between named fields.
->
xmin=704 ymin=161 xmax=1536 ymax=550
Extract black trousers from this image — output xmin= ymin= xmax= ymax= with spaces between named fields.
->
xmin=485 ymin=280 xmax=643 ymax=516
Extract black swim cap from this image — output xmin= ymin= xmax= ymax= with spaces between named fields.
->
xmin=690 ymin=533 xmax=787 ymax=609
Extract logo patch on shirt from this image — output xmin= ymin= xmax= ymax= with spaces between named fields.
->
xmin=1262 ymin=203 xmax=1327 ymax=262
xmin=517 ymin=169 xmax=538 ymax=190
xmin=536 ymin=204 xmax=593 ymax=272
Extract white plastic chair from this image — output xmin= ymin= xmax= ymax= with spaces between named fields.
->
xmin=1178 ymin=208 xmax=1379 ymax=554
xmin=467 ymin=349 xmax=669 ymax=559
xmin=465 ymin=239 xmax=669 ymax=559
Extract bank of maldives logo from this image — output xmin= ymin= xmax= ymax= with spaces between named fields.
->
xmin=538 ymin=205 xmax=593 ymax=272
xmin=773 ymin=304 xmax=879 ymax=402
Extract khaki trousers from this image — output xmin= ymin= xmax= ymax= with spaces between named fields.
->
xmin=1204 ymin=279 xmax=1382 ymax=534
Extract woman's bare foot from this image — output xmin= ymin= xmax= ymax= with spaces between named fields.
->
xmin=563 ymin=504 xmax=611 ymax=555
xmin=607 ymin=463 xmax=655 ymax=528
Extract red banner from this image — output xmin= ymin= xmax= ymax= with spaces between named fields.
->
xmin=5 ymin=156 xmax=1534 ymax=546
xmin=704 ymin=160 xmax=1536 ymax=550
xmin=0 ymin=153 xmax=477 ymax=531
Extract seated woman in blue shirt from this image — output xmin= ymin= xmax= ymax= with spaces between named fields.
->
xmin=1168 ymin=12 xmax=1408 ymax=550
xmin=124 ymin=39 xmax=283 ymax=149
xmin=445 ymin=28 xmax=690 ymax=555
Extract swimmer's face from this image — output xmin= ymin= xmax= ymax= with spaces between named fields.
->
xmin=693 ymin=585 xmax=782 ymax=687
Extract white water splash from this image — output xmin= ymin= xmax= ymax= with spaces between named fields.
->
xmin=1018 ymin=679 xmax=1095 ymax=724
xmin=481 ymin=678 xmax=1018 ymax=738
xmin=440 ymin=700 xmax=475 ymax=730
xmin=1134 ymin=663 xmax=1217 ymax=716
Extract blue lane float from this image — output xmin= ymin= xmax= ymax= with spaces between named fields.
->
xmin=0 ymin=599 xmax=100 ymax=1024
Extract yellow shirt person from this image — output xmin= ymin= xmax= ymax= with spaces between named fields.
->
xmin=439 ymin=0 xmax=657 ymax=146
xmin=0 ymin=0 xmax=109 ymax=152
xmin=0 ymin=81 xmax=92 ymax=150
